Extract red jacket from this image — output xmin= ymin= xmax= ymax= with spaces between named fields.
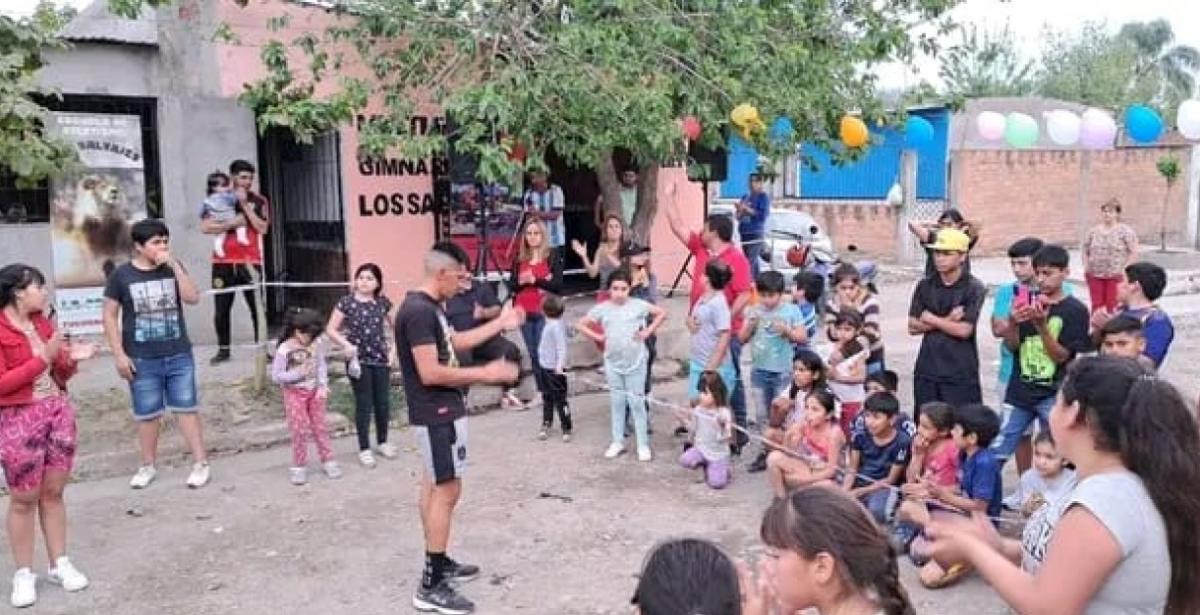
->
xmin=0 ymin=311 xmax=77 ymax=406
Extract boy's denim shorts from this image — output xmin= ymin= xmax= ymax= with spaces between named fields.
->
xmin=129 ymin=352 xmax=199 ymax=421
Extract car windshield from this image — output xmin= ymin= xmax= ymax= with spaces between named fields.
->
xmin=766 ymin=210 xmax=816 ymax=240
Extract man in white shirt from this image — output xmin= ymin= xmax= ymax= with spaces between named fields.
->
xmin=522 ymin=171 xmax=566 ymax=253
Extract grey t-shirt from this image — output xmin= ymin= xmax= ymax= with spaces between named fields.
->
xmin=537 ymin=318 xmax=567 ymax=372
xmin=690 ymin=292 xmax=732 ymax=370
xmin=1021 ymin=471 xmax=1169 ymax=615
xmin=586 ymin=298 xmax=652 ymax=374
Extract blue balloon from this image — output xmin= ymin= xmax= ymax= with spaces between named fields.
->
xmin=769 ymin=116 xmax=794 ymax=145
xmin=904 ymin=116 xmax=934 ymax=148
xmin=1125 ymin=105 xmax=1163 ymax=144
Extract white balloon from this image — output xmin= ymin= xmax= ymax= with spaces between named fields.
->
xmin=1080 ymin=108 xmax=1117 ymax=149
xmin=976 ymin=111 xmax=1006 ymax=141
xmin=1178 ymin=99 xmax=1200 ymax=141
xmin=1045 ymin=110 xmax=1081 ymax=146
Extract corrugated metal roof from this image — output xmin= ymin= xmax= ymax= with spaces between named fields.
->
xmin=60 ymin=0 xmax=157 ymax=46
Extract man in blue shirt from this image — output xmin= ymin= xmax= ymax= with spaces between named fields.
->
xmin=736 ymin=173 xmax=770 ymax=280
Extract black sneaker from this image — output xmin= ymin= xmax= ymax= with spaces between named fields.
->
xmin=444 ymin=557 xmax=480 ymax=581
xmin=413 ymin=581 xmax=475 ymax=614
xmin=746 ymin=451 xmax=768 ymax=473
xmin=209 ymin=351 xmax=231 ymax=366
xmin=673 ymin=426 xmax=689 ymax=437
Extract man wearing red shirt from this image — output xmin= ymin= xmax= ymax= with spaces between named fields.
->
xmin=201 ymin=159 xmax=270 ymax=365
xmin=665 ymin=188 xmax=752 ymax=451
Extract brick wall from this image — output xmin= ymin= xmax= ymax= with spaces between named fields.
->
xmin=775 ymin=199 xmax=905 ymax=259
xmin=951 ymin=147 xmax=1193 ymax=255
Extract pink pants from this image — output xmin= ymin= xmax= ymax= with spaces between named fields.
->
xmin=283 ymin=388 xmax=333 ymax=466
xmin=1086 ymin=274 xmax=1120 ymax=314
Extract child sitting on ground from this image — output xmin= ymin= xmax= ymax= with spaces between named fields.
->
xmin=892 ymin=402 xmax=959 ymax=554
xmin=827 ymin=310 xmax=869 ymax=436
xmin=271 ymin=308 xmax=341 ymax=485
xmin=676 ymin=371 xmax=734 ymax=490
xmin=760 ymin=349 xmax=827 ymax=458
xmin=842 ymin=391 xmax=911 ymax=525
xmin=896 ymin=403 xmax=1002 ymax=589
xmin=855 ymin=369 xmax=917 ymax=440
xmin=1004 ymin=431 xmax=1077 ymax=516
xmin=200 ymin=171 xmax=249 ymax=259
xmin=765 ymin=389 xmax=844 ymax=498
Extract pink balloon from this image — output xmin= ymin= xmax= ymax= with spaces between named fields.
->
xmin=1080 ymin=108 xmax=1117 ymax=149
xmin=681 ymin=116 xmax=702 ymax=142
xmin=975 ymin=111 xmax=1006 ymax=141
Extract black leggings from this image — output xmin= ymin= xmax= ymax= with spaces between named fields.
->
xmin=212 ymin=263 xmax=260 ymax=351
xmin=352 ymin=364 xmax=391 ymax=450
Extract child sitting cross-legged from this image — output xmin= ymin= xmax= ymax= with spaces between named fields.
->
xmin=841 ymin=391 xmax=912 ymax=525
xmin=896 ymin=403 xmax=1002 ymax=590
xmin=891 ymin=402 xmax=958 ymax=556
xmin=754 ymin=350 xmax=826 ymax=472
xmin=764 ymin=389 xmax=844 ymax=498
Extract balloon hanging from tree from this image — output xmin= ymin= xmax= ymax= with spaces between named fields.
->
xmin=681 ymin=116 xmax=702 ymax=142
xmin=1124 ymin=105 xmax=1164 ymax=144
xmin=769 ymin=117 xmax=794 ymax=147
xmin=839 ymin=116 xmax=869 ymax=148
xmin=730 ymin=104 xmax=766 ymax=141
xmin=904 ymin=116 xmax=934 ymax=148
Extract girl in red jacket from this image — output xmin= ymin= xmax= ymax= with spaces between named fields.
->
xmin=0 ymin=264 xmax=96 ymax=608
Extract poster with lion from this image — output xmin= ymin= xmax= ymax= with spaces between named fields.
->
xmin=46 ymin=112 xmax=148 ymax=334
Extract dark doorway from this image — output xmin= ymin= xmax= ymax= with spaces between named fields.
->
xmin=257 ymin=128 xmax=348 ymax=323
xmin=542 ymin=148 xmax=632 ymax=294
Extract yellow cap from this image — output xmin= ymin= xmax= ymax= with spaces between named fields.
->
xmin=928 ymin=228 xmax=971 ymax=253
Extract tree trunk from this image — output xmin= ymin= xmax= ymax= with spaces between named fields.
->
xmin=1161 ymin=182 xmax=1171 ymax=252
xmin=594 ymin=150 xmax=659 ymax=246
xmin=630 ymin=164 xmax=659 ymax=246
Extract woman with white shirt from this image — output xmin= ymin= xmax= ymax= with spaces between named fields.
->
xmin=924 ymin=355 xmax=1200 ymax=615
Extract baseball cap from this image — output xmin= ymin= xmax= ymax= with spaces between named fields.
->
xmin=928 ymin=228 xmax=970 ymax=253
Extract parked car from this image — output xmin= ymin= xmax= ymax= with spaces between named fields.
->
xmin=709 ymin=201 xmax=837 ymax=281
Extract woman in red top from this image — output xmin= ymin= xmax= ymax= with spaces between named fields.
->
xmin=0 ymin=264 xmax=96 ymax=607
xmin=507 ymin=219 xmax=563 ymax=397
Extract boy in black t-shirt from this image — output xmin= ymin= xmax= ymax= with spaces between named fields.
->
xmin=396 ymin=241 xmax=521 ymax=614
xmin=907 ymin=229 xmax=987 ymax=415
xmin=993 ymin=245 xmax=1092 ymax=465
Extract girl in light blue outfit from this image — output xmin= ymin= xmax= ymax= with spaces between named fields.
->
xmin=577 ymin=269 xmax=666 ymax=462
xmin=686 ymin=260 xmax=737 ymax=403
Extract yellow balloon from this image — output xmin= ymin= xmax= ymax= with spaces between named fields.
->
xmin=840 ymin=115 xmax=869 ymax=148
xmin=731 ymin=103 xmax=766 ymax=137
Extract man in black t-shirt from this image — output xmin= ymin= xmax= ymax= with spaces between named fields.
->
xmin=993 ymin=245 xmax=1092 ymax=465
xmin=444 ymin=277 xmax=524 ymax=410
xmin=396 ymin=241 xmax=521 ymax=614
xmin=907 ymin=229 xmax=987 ymax=416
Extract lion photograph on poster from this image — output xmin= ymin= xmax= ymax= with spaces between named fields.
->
xmin=51 ymin=169 xmax=147 ymax=287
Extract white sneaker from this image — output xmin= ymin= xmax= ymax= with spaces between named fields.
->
xmin=537 ymin=427 xmax=549 ymax=441
xmin=46 ymin=557 xmax=88 ymax=592
xmin=562 ymin=433 xmax=572 ymax=443
xmin=10 ymin=568 xmax=35 ymax=608
xmin=376 ymin=442 xmax=399 ymax=459
xmin=501 ymin=392 xmax=525 ymax=411
xmin=129 ymin=465 xmax=157 ymax=490
xmin=604 ymin=443 xmax=625 ymax=459
xmin=358 ymin=450 xmax=377 ymax=468
xmin=322 ymin=461 xmax=343 ymax=479
xmin=637 ymin=446 xmax=653 ymax=462
xmin=186 ymin=462 xmax=211 ymax=489
xmin=289 ymin=467 xmax=308 ymax=485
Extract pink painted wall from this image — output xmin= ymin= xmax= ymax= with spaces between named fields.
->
xmin=215 ymin=0 xmax=705 ymax=299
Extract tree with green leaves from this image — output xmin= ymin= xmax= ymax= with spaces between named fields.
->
xmin=1156 ymin=154 xmax=1180 ymax=252
xmin=1119 ymin=20 xmax=1200 ymax=111
xmin=1037 ymin=21 xmax=1191 ymax=117
xmin=938 ymin=24 xmax=1036 ymax=99
xmin=109 ymin=0 xmax=957 ymax=240
xmin=0 ymin=2 xmax=77 ymax=185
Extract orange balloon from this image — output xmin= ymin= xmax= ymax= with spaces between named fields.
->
xmin=840 ymin=116 xmax=869 ymax=148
